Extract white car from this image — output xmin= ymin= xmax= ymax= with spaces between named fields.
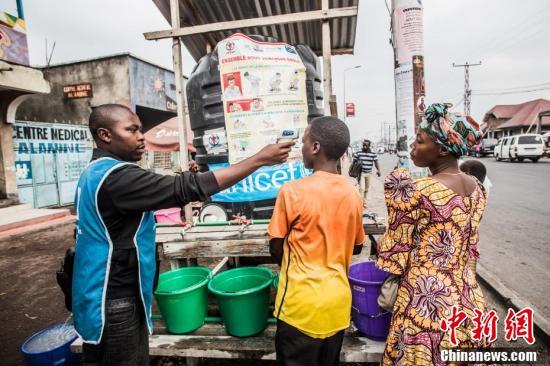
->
xmin=377 ymin=147 xmax=385 ymax=154
xmin=493 ymin=134 xmax=545 ymax=162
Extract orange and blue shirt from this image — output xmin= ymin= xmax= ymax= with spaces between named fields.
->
xmin=268 ymin=171 xmax=365 ymax=338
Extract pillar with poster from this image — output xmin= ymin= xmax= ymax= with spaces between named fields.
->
xmin=391 ymin=0 xmax=427 ymax=176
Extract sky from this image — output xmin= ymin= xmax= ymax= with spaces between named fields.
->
xmin=3 ymin=0 xmax=550 ymax=142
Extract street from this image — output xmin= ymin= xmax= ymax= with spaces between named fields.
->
xmin=375 ymin=154 xmax=550 ymax=324
xmin=476 ymin=157 xmax=550 ymax=322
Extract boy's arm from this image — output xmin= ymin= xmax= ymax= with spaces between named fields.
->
xmin=353 ymin=201 xmax=366 ymax=255
xmin=269 ymin=238 xmax=285 ymax=266
xmin=267 ymin=185 xmax=297 ymax=266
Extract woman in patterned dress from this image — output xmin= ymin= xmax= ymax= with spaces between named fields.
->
xmin=377 ymin=104 xmax=487 ymax=365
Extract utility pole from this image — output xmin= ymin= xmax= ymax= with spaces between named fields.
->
xmin=343 ymin=65 xmax=361 ymax=123
xmin=453 ymin=61 xmax=482 ymax=116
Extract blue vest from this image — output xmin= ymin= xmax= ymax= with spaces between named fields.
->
xmin=72 ymin=157 xmax=156 ymax=344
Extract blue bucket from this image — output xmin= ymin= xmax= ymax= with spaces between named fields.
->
xmin=348 ymin=261 xmax=392 ymax=341
xmin=21 ymin=323 xmax=79 ymax=366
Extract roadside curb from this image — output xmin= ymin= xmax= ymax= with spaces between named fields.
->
xmin=0 ymin=215 xmax=75 ymax=241
xmin=477 ymin=263 xmax=550 ymax=346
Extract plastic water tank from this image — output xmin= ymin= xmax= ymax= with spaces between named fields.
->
xmin=186 ymin=35 xmax=324 ymax=170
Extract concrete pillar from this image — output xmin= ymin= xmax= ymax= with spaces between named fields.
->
xmin=0 ymin=102 xmax=17 ymax=200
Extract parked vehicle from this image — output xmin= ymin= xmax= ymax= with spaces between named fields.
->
xmin=470 ymin=138 xmax=498 ymax=157
xmin=493 ymin=134 xmax=545 ymax=162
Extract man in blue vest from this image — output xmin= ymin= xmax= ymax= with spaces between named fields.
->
xmin=74 ymin=104 xmax=292 ymax=365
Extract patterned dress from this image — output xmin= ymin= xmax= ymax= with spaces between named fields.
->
xmin=376 ymin=169 xmax=488 ymax=366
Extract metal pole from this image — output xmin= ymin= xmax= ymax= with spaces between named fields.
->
xmin=170 ymin=0 xmax=193 ymax=223
xmin=343 ymin=65 xmax=361 ymax=123
xmin=16 ymin=0 xmax=24 ymax=19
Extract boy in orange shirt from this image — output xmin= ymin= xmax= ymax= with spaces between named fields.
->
xmin=268 ymin=116 xmax=365 ymax=366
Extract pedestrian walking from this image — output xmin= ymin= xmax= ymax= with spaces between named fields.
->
xmin=268 ymin=116 xmax=365 ymax=366
xmin=352 ymin=139 xmax=381 ymax=206
xmin=73 ymin=104 xmax=293 ymax=366
xmin=377 ymin=103 xmax=488 ymax=365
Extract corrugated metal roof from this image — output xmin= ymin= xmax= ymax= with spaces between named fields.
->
xmin=152 ymin=0 xmax=359 ymax=61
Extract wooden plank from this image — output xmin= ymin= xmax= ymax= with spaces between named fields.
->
xmin=156 ymin=224 xmax=269 ymax=234
xmin=73 ymin=335 xmax=384 ymax=362
xmin=144 ymin=7 xmax=358 ymax=40
xmin=157 ymin=230 xmax=268 ymax=244
xmin=71 ymin=333 xmax=384 ymax=362
xmin=157 ymin=220 xmax=383 ymax=236
xmin=163 ymin=239 xmax=270 ymax=259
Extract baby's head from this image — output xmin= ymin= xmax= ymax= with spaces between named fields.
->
xmin=460 ymin=159 xmax=487 ymax=183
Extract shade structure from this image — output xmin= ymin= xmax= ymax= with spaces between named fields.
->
xmin=144 ymin=117 xmax=196 ymax=152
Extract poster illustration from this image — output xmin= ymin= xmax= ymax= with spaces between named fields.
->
xmin=217 ymin=33 xmax=308 ymax=164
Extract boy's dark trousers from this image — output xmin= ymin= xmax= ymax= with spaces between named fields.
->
xmin=275 ymin=319 xmax=345 ymax=366
xmin=81 ymin=297 xmax=149 ymax=366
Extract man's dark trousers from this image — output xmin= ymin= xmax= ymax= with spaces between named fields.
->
xmin=81 ymin=297 xmax=148 ymax=366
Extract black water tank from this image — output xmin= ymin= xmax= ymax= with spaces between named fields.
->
xmin=186 ymin=35 xmax=324 ymax=170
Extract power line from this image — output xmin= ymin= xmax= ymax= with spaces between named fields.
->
xmin=472 ymin=86 xmax=550 ymax=96
xmin=467 ymin=2 xmax=550 ymax=61
xmin=473 ymin=81 xmax=550 ymax=93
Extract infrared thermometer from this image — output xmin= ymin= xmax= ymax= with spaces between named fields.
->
xmin=276 ymin=129 xmax=300 ymax=144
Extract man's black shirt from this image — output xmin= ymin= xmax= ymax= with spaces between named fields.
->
xmin=89 ymin=149 xmax=219 ymax=299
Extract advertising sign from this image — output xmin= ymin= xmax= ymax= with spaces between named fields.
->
xmin=210 ymin=161 xmax=310 ymax=203
xmin=345 ymin=103 xmax=355 ymax=117
xmin=0 ymin=11 xmax=29 ymax=65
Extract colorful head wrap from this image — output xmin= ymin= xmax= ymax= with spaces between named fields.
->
xmin=420 ymin=103 xmax=482 ymax=156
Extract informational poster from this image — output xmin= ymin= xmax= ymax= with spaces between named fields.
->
xmin=392 ymin=0 xmax=426 ymax=176
xmin=393 ymin=2 xmax=424 ymax=65
xmin=217 ymin=33 xmax=308 ymax=164
xmin=395 ymin=65 xmax=415 ymax=156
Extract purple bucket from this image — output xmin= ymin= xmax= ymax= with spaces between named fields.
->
xmin=348 ymin=261 xmax=392 ymax=341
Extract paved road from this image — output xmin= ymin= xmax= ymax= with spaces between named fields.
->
xmin=475 ymin=156 xmax=550 ymax=321
xmin=375 ymin=154 xmax=550 ymax=322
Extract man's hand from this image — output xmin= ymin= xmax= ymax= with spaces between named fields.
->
xmin=376 ymin=170 xmax=381 ymax=177
xmin=189 ymin=160 xmax=199 ymax=173
xmin=253 ymin=142 xmax=294 ymax=166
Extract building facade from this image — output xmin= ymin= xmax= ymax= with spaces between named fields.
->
xmin=12 ymin=53 xmax=181 ymax=208
xmin=483 ymin=98 xmax=550 ymax=139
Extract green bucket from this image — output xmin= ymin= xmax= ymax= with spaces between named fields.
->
xmin=154 ymin=266 xmax=211 ymax=334
xmin=208 ymin=267 xmax=274 ymax=337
